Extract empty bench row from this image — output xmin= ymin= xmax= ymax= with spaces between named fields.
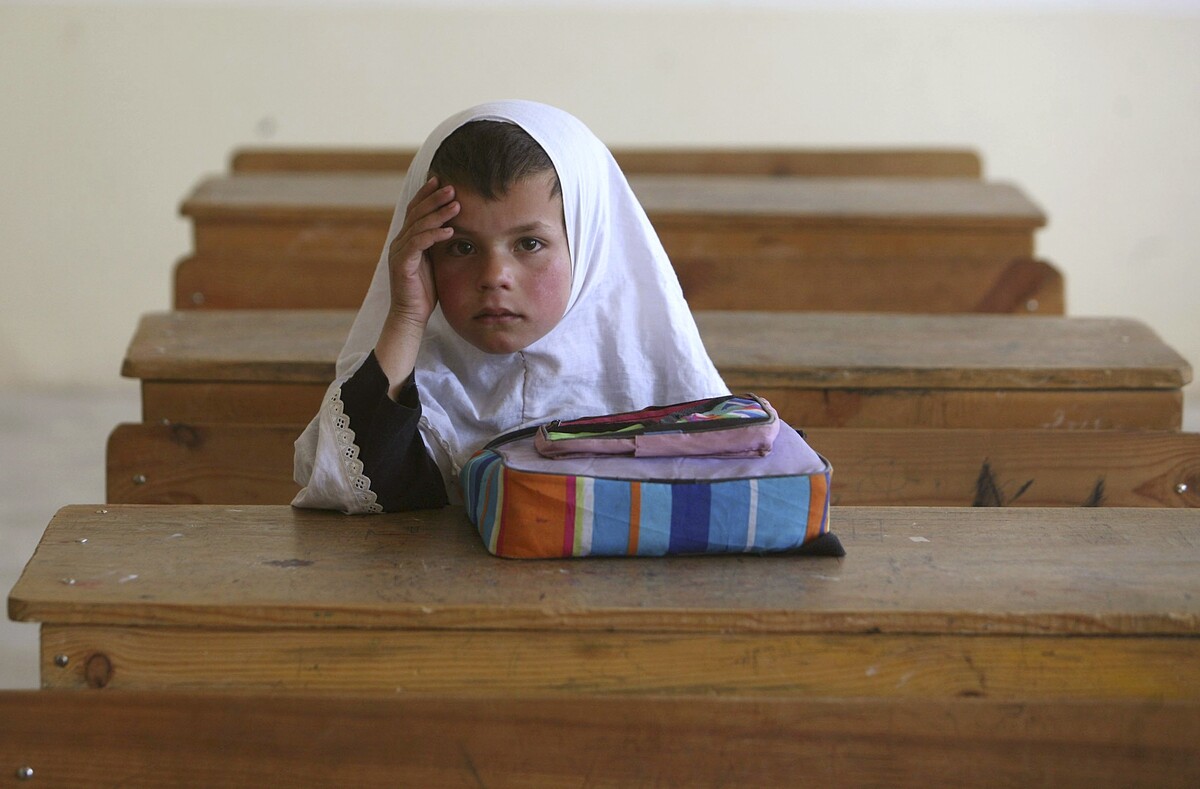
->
xmin=177 ymin=171 xmax=1054 ymax=313
xmin=107 ymin=309 xmax=1198 ymax=507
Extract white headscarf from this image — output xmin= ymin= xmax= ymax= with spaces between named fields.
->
xmin=293 ymin=100 xmax=729 ymax=513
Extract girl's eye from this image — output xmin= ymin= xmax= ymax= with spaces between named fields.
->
xmin=447 ymin=239 xmax=475 ymax=256
xmin=517 ymin=238 xmax=543 ymax=253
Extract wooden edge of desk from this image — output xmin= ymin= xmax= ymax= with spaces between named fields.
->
xmin=13 ymin=503 xmax=1200 ymax=633
xmin=2 ymin=691 xmax=1194 ymax=788
xmin=179 ymin=172 xmax=1043 ymax=227
xmin=231 ymin=146 xmax=985 ymax=178
xmin=119 ymin=308 xmax=1192 ymax=390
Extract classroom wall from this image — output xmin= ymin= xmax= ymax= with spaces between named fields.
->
xmin=1 ymin=2 xmax=1197 ymax=399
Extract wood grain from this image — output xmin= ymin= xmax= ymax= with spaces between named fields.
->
xmin=175 ymin=253 xmax=1066 ymax=314
xmin=106 ymin=422 xmax=303 ymax=504
xmin=12 ymin=505 xmax=1200 ymax=633
xmin=136 ymin=383 xmax=1185 ymax=431
xmin=809 ymin=428 xmax=1200 ymax=507
xmin=177 ymin=171 xmax=1045 ymax=312
xmin=105 ymin=423 xmax=1200 ymax=507
xmin=37 ymin=625 xmax=1200 ymax=699
xmin=230 ymin=145 xmax=985 ymax=178
xmin=181 ymin=174 xmax=1042 ymax=228
xmin=4 ymin=692 xmax=1195 ymax=788
xmin=123 ymin=310 xmax=1191 ymax=391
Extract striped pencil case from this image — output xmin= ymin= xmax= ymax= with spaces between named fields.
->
xmin=461 ymin=395 xmax=840 ymax=559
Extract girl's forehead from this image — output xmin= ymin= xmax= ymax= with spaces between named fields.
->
xmin=450 ymin=174 xmax=565 ymax=230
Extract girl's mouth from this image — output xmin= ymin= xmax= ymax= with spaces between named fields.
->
xmin=475 ymin=308 xmax=521 ymax=321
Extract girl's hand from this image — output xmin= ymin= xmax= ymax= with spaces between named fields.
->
xmin=386 ymin=176 xmax=459 ymax=329
xmin=375 ymin=176 xmax=459 ymax=398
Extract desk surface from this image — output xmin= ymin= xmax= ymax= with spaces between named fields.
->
xmin=181 ymin=173 xmax=1046 ymax=229
xmin=122 ymin=310 xmax=1192 ymax=390
xmin=11 ymin=505 xmax=1200 ymax=636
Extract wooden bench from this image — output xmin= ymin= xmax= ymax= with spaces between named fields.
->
xmin=231 ymin=145 xmax=986 ymax=178
xmin=10 ymin=505 xmax=1200 ymax=699
xmin=3 ymin=690 xmax=1196 ymax=787
xmin=121 ymin=310 xmax=1191 ymax=431
xmin=105 ymin=309 xmax=1198 ymax=507
xmin=175 ymin=173 xmax=1054 ymax=312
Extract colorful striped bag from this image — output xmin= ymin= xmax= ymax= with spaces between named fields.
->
xmin=461 ymin=394 xmax=841 ymax=559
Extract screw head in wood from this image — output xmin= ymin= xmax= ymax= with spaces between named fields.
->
xmin=133 ymin=474 xmax=147 ymax=485
xmin=1025 ymin=299 xmax=1039 ymax=312
xmin=54 ymin=654 xmax=69 ymax=668
xmin=1177 ymin=483 xmax=1190 ymax=494
xmin=191 ymin=292 xmax=205 ymax=305
xmin=16 ymin=766 xmax=34 ymax=780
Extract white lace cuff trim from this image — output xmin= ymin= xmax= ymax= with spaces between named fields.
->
xmin=329 ymin=387 xmax=383 ymax=514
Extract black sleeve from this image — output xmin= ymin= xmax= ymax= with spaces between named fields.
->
xmin=338 ymin=351 xmax=449 ymax=511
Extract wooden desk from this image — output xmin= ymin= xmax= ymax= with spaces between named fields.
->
xmin=121 ymin=310 xmax=1191 ymax=431
xmin=10 ymin=505 xmax=1200 ymax=699
xmin=176 ymin=173 xmax=1053 ymax=312
xmin=3 ymin=691 xmax=1196 ymax=787
xmin=105 ymin=309 xmax=1197 ymax=507
xmin=231 ymin=145 xmax=985 ymax=178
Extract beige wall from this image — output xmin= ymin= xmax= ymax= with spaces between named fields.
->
xmin=1 ymin=3 xmax=1197 ymax=399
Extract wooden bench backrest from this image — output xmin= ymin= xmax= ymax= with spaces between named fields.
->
xmin=105 ymin=422 xmax=1200 ymax=508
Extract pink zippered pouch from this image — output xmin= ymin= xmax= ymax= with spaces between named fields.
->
xmin=532 ymin=394 xmax=781 ymax=459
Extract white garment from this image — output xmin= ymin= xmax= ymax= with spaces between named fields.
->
xmin=293 ymin=100 xmax=729 ymax=513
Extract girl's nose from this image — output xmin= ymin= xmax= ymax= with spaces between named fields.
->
xmin=477 ymin=251 xmax=515 ymax=289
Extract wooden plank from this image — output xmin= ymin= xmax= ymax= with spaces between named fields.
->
xmin=808 ymin=428 xmax=1200 ymax=507
xmin=36 ymin=625 xmax=1200 ymax=698
xmin=672 ymin=255 xmax=1063 ymax=315
xmin=138 ymin=380 xmax=1184 ymax=430
xmin=698 ymin=311 xmax=1189 ymax=391
xmin=180 ymin=174 xmax=1044 ymax=262
xmin=12 ymin=505 xmax=1200 ymax=697
xmin=123 ymin=310 xmax=1191 ymax=392
xmin=231 ymin=145 xmax=985 ymax=177
xmin=106 ymin=422 xmax=302 ymax=505
xmin=4 ymin=692 xmax=1195 ymax=788
xmin=176 ymin=253 xmax=1065 ymax=314
xmin=177 ymin=172 xmax=1044 ymax=312
xmin=121 ymin=309 xmax=1189 ymax=429
xmin=12 ymin=505 xmax=1200 ymax=633
xmin=755 ymin=389 xmax=1182 ymax=430
xmin=122 ymin=310 xmax=348 ymax=383
xmin=105 ymin=423 xmax=1200 ymax=507
xmin=181 ymin=173 xmax=1043 ymax=229
xmin=140 ymin=381 xmax=328 ymax=424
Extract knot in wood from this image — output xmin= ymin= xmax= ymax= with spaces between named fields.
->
xmin=85 ymin=652 xmax=114 ymax=688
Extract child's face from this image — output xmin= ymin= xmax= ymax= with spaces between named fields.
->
xmin=429 ymin=173 xmax=571 ymax=355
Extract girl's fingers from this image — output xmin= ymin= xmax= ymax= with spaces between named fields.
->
xmin=407 ymin=178 xmax=455 ymax=218
xmin=390 ymin=225 xmax=453 ymax=266
xmin=391 ymin=200 xmax=459 ymax=257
